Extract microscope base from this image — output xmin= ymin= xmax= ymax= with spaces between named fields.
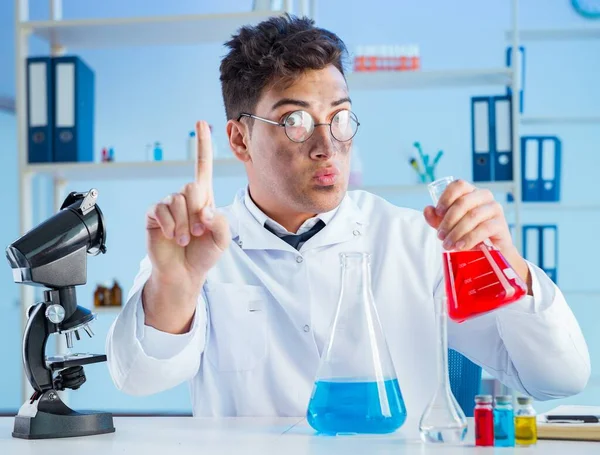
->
xmin=12 ymin=390 xmax=115 ymax=439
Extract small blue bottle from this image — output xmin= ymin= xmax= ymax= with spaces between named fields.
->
xmin=494 ymin=395 xmax=515 ymax=447
xmin=153 ymin=141 xmax=163 ymax=161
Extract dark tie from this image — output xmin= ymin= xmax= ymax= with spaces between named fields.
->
xmin=264 ymin=219 xmax=326 ymax=250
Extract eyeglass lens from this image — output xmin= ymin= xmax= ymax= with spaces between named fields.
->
xmin=283 ymin=110 xmax=358 ymax=142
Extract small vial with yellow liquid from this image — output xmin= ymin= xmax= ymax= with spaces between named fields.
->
xmin=515 ymin=396 xmax=537 ymax=446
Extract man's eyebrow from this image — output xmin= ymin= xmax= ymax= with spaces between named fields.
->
xmin=271 ymin=98 xmax=311 ymax=111
xmin=331 ymin=97 xmax=352 ymax=107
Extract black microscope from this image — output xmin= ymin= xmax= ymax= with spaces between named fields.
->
xmin=5 ymin=188 xmax=115 ymax=439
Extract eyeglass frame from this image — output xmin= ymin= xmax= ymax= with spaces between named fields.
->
xmin=236 ymin=109 xmax=361 ymax=143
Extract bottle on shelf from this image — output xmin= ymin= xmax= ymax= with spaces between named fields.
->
xmin=399 ymin=45 xmax=408 ymax=71
xmin=102 ymin=282 xmax=112 ymax=306
xmin=145 ymin=143 xmax=153 ymax=161
xmin=94 ymin=284 xmax=108 ymax=307
xmin=354 ymin=45 xmax=366 ymax=72
xmin=410 ymin=44 xmax=421 ymax=71
xmin=153 ymin=141 xmax=163 ymax=161
xmin=111 ymin=280 xmax=122 ymax=307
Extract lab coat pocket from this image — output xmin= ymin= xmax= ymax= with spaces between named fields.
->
xmin=204 ymin=283 xmax=268 ymax=372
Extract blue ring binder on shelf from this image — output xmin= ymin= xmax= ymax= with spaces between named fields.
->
xmin=52 ymin=55 xmax=95 ymax=163
xmin=521 ymin=136 xmax=562 ymax=202
xmin=509 ymin=224 xmax=558 ymax=283
xmin=471 ymin=95 xmax=513 ymax=182
xmin=26 ymin=57 xmax=54 ymax=163
xmin=523 ymin=225 xmax=558 ymax=283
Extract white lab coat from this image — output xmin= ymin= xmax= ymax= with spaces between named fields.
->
xmin=106 ymin=188 xmax=590 ymax=433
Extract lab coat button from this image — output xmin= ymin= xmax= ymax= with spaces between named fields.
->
xmin=303 ymin=325 xmax=310 ymax=332
xmin=296 ymin=256 xmax=304 ymax=263
xmin=353 ymin=230 xmax=361 ymax=236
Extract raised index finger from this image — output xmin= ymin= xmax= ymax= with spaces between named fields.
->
xmin=195 ymin=120 xmax=213 ymax=183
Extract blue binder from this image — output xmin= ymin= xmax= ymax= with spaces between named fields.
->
xmin=540 ymin=137 xmax=561 ymax=201
xmin=506 ymin=46 xmax=525 ymax=113
xmin=490 ymin=95 xmax=513 ymax=181
xmin=26 ymin=57 xmax=54 ymax=163
xmin=521 ymin=136 xmax=561 ymax=201
xmin=523 ymin=225 xmax=558 ymax=283
xmin=52 ymin=55 xmax=95 ymax=162
xmin=471 ymin=96 xmax=492 ymax=181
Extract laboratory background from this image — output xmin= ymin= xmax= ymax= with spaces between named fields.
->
xmin=0 ymin=0 xmax=599 ymax=420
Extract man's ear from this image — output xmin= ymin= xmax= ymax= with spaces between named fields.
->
xmin=227 ymin=119 xmax=251 ymax=163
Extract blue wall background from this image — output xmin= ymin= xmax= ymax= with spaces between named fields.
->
xmin=0 ymin=0 xmax=598 ymax=415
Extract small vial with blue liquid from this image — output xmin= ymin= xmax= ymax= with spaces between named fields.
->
xmin=494 ymin=395 xmax=515 ymax=447
xmin=306 ymin=252 xmax=407 ymax=435
xmin=153 ymin=141 xmax=163 ymax=161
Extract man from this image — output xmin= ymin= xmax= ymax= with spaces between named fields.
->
xmin=107 ymin=15 xmax=589 ymax=430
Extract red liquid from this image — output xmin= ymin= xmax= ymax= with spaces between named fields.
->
xmin=475 ymin=407 xmax=494 ymax=446
xmin=443 ymin=246 xmax=527 ymax=323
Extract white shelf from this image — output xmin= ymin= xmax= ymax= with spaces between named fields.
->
xmin=23 ymin=161 xmax=515 ymax=196
xmin=503 ymin=202 xmax=600 ymax=212
xmin=21 ymin=10 xmax=288 ymax=49
xmin=521 ymin=115 xmax=600 ymax=125
xmin=562 ymin=291 xmax=600 ymax=298
xmin=0 ymin=96 xmax=15 ymax=113
xmin=359 ymin=181 xmax=514 ymax=196
xmin=505 ymin=27 xmax=600 ymax=41
xmin=24 ymin=158 xmax=244 ymax=181
xmin=92 ymin=306 xmax=122 ymax=314
xmin=346 ymin=68 xmax=512 ymax=91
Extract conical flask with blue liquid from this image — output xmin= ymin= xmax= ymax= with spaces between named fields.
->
xmin=306 ymin=252 xmax=407 ymax=434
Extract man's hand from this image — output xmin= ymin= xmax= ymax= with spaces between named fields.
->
xmin=143 ymin=121 xmax=231 ymax=333
xmin=423 ymin=179 xmax=532 ymax=293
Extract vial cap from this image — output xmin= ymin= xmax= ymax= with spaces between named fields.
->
xmin=475 ymin=394 xmax=493 ymax=404
xmin=517 ymin=396 xmax=533 ymax=405
xmin=495 ymin=395 xmax=512 ymax=404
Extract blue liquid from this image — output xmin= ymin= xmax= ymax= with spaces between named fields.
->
xmin=306 ymin=379 xmax=407 ymax=434
xmin=494 ymin=408 xmax=515 ymax=447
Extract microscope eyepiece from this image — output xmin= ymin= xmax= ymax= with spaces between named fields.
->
xmin=6 ymin=188 xmax=106 ymax=288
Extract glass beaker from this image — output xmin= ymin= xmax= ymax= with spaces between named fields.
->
xmin=306 ymin=252 xmax=407 ymax=435
xmin=419 ymin=296 xmax=467 ymax=443
xmin=428 ymin=176 xmax=527 ymax=322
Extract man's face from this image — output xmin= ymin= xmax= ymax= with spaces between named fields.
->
xmin=245 ymin=65 xmax=354 ymax=215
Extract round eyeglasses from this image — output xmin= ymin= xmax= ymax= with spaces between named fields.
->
xmin=237 ymin=109 xmax=360 ymax=143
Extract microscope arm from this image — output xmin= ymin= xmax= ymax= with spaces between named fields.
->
xmin=23 ymin=303 xmax=55 ymax=393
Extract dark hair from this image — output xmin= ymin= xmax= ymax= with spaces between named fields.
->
xmin=219 ymin=14 xmax=349 ymax=121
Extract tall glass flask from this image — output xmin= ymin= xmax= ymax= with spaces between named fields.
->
xmin=428 ymin=176 xmax=527 ymax=322
xmin=418 ymin=296 xmax=468 ymax=443
xmin=306 ymin=252 xmax=407 ymax=435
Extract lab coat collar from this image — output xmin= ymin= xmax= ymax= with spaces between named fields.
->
xmin=230 ymin=188 xmax=368 ymax=252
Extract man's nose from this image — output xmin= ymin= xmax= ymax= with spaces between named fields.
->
xmin=309 ymin=124 xmax=337 ymax=160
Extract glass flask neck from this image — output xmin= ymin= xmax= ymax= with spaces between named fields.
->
xmin=434 ymin=297 xmax=452 ymax=393
xmin=340 ymin=253 xmax=372 ymax=302
xmin=428 ymin=176 xmax=455 ymax=206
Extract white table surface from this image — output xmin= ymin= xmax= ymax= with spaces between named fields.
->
xmin=0 ymin=416 xmax=597 ymax=454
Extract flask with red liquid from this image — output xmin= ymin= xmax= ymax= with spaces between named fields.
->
xmin=428 ymin=176 xmax=527 ymax=322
